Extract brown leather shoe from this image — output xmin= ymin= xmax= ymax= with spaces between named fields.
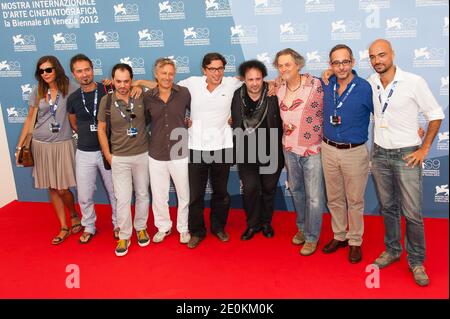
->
xmin=349 ymin=245 xmax=362 ymax=263
xmin=322 ymin=239 xmax=349 ymax=253
xmin=214 ymin=231 xmax=230 ymax=242
xmin=187 ymin=236 xmax=204 ymax=249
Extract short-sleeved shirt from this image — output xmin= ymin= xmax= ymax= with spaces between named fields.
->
xmin=177 ymin=76 xmax=242 ymax=151
xmin=144 ymin=84 xmax=191 ymax=161
xmin=30 ymin=83 xmax=77 ymax=143
xmin=97 ymin=93 xmax=148 ymax=156
xmin=322 ymin=71 xmax=374 ymax=144
xmin=368 ymin=66 xmax=445 ymax=149
xmin=67 ymin=82 xmax=107 ymax=152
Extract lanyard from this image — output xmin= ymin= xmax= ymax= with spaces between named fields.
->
xmin=81 ymin=87 xmax=98 ymax=121
xmin=114 ymin=98 xmax=135 ymax=125
xmin=47 ymin=89 xmax=60 ymax=120
xmin=377 ymin=81 xmax=397 ymax=115
xmin=333 ymin=82 xmax=356 ymax=112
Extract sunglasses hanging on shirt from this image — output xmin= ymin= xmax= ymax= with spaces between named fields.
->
xmin=125 ymin=106 xmax=137 ymax=119
xmin=114 ymin=98 xmax=138 ymax=137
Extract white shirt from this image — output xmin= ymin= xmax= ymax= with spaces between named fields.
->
xmin=178 ymin=76 xmax=242 ymax=151
xmin=368 ymin=66 xmax=445 ymax=149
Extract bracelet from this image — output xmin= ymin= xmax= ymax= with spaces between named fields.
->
xmin=15 ymin=146 xmax=22 ymax=151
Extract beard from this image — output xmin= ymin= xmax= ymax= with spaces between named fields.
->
xmin=117 ymin=88 xmax=130 ymax=96
xmin=81 ymin=77 xmax=94 ymax=85
xmin=374 ymin=63 xmax=392 ymax=74
xmin=247 ymin=86 xmax=262 ymax=96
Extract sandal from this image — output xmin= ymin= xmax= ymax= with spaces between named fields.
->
xmin=71 ymin=216 xmax=83 ymax=234
xmin=52 ymin=227 xmax=70 ymax=245
xmin=79 ymin=232 xmax=95 ymax=244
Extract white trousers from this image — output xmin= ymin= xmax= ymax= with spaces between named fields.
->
xmin=112 ymin=152 xmax=150 ymax=240
xmin=148 ymin=156 xmax=189 ymax=234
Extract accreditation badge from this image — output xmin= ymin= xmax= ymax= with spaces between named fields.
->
xmin=127 ymin=127 xmax=138 ymax=137
xmin=380 ymin=116 xmax=388 ymax=129
xmin=49 ymin=122 xmax=61 ymax=133
xmin=330 ymin=115 xmax=341 ymax=126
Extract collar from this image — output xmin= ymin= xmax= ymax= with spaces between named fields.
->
xmin=114 ymin=92 xmax=130 ymax=101
xmin=330 ymin=70 xmax=359 ymax=87
xmin=80 ymin=82 xmax=99 ymax=93
xmin=149 ymin=84 xmax=180 ymax=97
xmin=373 ymin=65 xmax=405 ymax=87
xmin=280 ymin=73 xmax=314 ymax=91
xmin=303 ymin=73 xmax=315 ymax=87
xmin=203 ymin=75 xmax=224 ymax=91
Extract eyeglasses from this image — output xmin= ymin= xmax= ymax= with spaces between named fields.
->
xmin=39 ymin=67 xmax=54 ymax=75
xmin=205 ymin=66 xmax=225 ymax=73
xmin=331 ymin=60 xmax=352 ymax=67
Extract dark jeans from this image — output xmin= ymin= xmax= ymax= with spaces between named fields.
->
xmin=238 ymin=164 xmax=282 ymax=229
xmin=188 ymin=149 xmax=232 ymax=237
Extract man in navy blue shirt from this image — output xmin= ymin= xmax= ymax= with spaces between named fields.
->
xmin=320 ymin=44 xmax=373 ymax=264
xmin=67 ymin=54 xmax=118 ymax=243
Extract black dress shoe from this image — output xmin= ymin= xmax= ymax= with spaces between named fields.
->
xmin=349 ymin=245 xmax=362 ymax=263
xmin=322 ymin=239 xmax=349 ymax=254
xmin=261 ymin=224 xmax=274 ymax=238
xmin=241 ymin=227 xmax=261 ymax=241
xmin=214 ymin=231 xmax=230 ymax=242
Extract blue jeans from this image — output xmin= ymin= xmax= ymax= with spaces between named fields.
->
xmin=371 ymin=144 xmax=425 ymax=267
xmin=284 ymin=150 xmax=325 ymax=243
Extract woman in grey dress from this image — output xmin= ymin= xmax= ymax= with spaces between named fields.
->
xmin=15 ymin=55 xmax=81 ymax=245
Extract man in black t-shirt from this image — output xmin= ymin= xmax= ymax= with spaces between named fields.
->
xmin=67 ymin=54 xmax=118 ymax=243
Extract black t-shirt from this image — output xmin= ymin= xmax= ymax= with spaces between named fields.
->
xmin=67 ymin=82 xmax=107 ymax=152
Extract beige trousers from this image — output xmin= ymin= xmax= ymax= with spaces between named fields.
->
xmin=321 ymin=141 xmax=369 ymax=246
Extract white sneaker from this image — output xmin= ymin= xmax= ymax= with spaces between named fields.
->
xmin=152 ymin=229 xmax=172 ymax=243
xmin=180 ymin=232 xmax=191 ymax=244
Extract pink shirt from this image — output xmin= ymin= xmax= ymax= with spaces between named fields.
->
xmin=277 ymin=73 xmax=324 ymax=156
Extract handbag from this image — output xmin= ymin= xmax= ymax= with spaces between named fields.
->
xmin=18 ymin=102 xmax=38 ymax=167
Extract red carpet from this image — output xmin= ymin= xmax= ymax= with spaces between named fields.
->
xmin=0 ymin=201 xmax=448 ymax=299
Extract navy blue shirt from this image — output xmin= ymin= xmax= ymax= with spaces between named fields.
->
xmin=321 ymin=71 xmax=373 ymax=144
xmin=67 ymin=82 xmax=108 ymax=151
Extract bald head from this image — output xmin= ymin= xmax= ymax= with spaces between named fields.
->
xmin=370 ymin=39 xmax=393 ymax=53
xmin=369 ymin=38 xmax=395 ymax=74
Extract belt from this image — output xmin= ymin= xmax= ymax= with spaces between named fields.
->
xmin=322 ymin=137 xmax=364 ymax=149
